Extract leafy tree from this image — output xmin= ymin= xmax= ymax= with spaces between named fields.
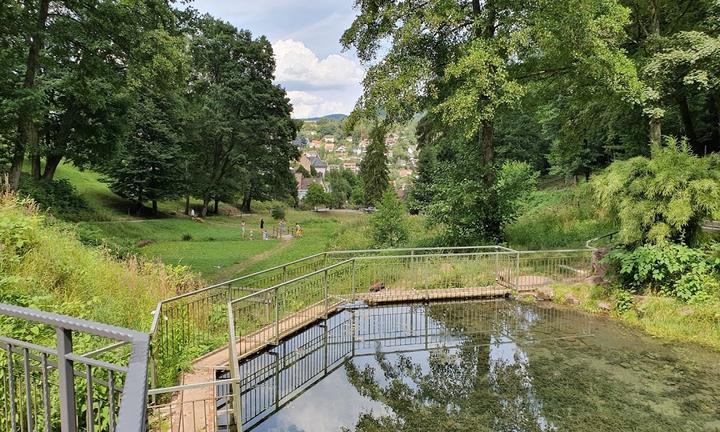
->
xmin=185 ymin=16 xmax=298 ymax=216
xmin=326 ymin=168 xmax=357 ymax=208
xmin=351 ymin=183 xmax=366 ymax=207
xmin=360 ymin=125 xmax=389 ymax=205
xmin=593 ymin=137 xmax=720 ymax=245
xmin=304 ymin=183 xmax=330 ymax=208
xmin=427 ymin=158 xmax=538 ymax=244
xmin=103 ymin=27 xmax=189 ymax=214
xmin=104 ymin=95 xmax=185 ymax=214
xmin=2 ymin=0 xmax=182 ymax=190
xmin=370 ymin=190 xmax=409 ymax=247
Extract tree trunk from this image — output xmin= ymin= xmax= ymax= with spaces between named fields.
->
xmin=241 ymin=194 xmax=252 ymax=213
xmin=201 ymin=198 xmax=210 ymax=217
xmin=152 ymin=200 xmax=158 ymax=215
xmin=31 ymin=153 xmax=41 ymax=180
xmin=708 ymin=93 xmax=720 ymax=154
xmin=42 ymin=154 xmax=63 ymax=180
xmin=647 ymin=0 xmax=663 ymax=148
xmin=675 ymin=93 xmax=700 ymax=153
xmin=213 ymin=198 xmax=219 ymax=214
xmin=9 ymin=0 xmax=50 ymax=191
xmin=184 ymin=195 xmax=190 ymax=215
xmin=649 ymin=117 xmax=662 ymax=146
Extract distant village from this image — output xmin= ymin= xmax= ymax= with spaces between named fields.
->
xmin=292 ymin=117 xmax=418 ymax=201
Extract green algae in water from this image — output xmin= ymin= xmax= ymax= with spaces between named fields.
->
xmin=236 ymin=300 xmax=720 ymax=432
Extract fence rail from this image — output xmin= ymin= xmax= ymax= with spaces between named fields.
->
xmin=227 ymin=248 xmax=592 ymax=377
xmin=0 ymin=303 xmax=149 ymax=432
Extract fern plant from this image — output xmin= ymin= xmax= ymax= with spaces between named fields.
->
xmin=593 ymin=137 xmax=720 ymax=245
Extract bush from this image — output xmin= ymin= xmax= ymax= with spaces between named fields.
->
xmin=0 ymin=192 xmax=199 ymax=330
xmin=271 ymin=205 xmax=286 ymax=220
xmin=370 ymin=190 xmax=409 ymax=247
xmin=304 ymin=183 xmax=330 ymax=208
xmin=607 ymin=243 xmax=720 ymax=302
xmin=593 ymin=138 xmax=720 ymax=246
xmin=18 ymin=177 xmax=90 ymax=221
xmin=426 ymin=160 xmax=538 ymax=244
xmin=181 ymin=233 xmax=192 ymax=241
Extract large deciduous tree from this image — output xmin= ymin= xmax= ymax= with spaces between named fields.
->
xmin=186 ymin=16 xmax=298 ymax=216
xmin=343 ymin=0 xmax=636 ymax=240
xmin=2 ymin=0 xmax=181 ymax=190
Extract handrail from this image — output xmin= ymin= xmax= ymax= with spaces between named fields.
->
xmin=0 ymin=302 xmax=149 ymax=432
xmin=149 ymin=252 xmax=328 ymax=335
xmin=585 ymin=231 xmax=619 ymax=250
xmin=229 ymin=259 xmax=354 ymax=307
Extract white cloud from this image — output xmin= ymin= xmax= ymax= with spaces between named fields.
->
xmin=286 ymin=91 xmax=351 ymax=119
xmin=273 ymin=39 xmax=364 ymax=90
xmin=272 ymin=39 xmax=363 ymax=118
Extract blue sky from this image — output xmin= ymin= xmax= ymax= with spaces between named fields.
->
xmin=191 ymin=0 xmax=364 ymax=118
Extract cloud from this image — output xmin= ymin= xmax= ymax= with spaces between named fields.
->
xmin=286 ymin=91 xmax=351 ymax=119
xmin=273 ymin=39 xmax=363 ymax=118
xmin=273 ymin=39 xmax=364 ymax=90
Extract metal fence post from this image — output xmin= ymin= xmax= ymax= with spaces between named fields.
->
xmin=282 ymin=265 xmax=287 ymax=283
xmin=274 ymin=288 xmax=280 ymax=345
xmin=351 ymin=259 xmax=356 ymax=300
xmin=56 ymin=328 xmax=77 ymax=432
xmin=515 ymin=251 xmax=521 ymax=290
xmin=323 ymin=269 xmax=329 ymax=318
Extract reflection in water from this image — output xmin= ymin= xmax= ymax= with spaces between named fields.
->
xmin=224 ymin=300 xmax=720 ymax=432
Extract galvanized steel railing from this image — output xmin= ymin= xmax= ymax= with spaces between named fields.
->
xmin=0 ymin=303 xmax=149 ymax=432
xmin=146 ymin=246 xmax=518 ymax=387
xmin=227 ymin=247 xmax=593 ymax=365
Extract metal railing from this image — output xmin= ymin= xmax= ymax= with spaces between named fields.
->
xmin=227 ymin=248 xmax=592 ymax=368
xmin=147 ymin=246 xmax=521 ymax=388
xmin=148 ymin=252 xmax=329 ymax=386
xmin=0 ymin=303 xmax=149 ymax=432
xmin=1 ymin=244 xmax=599 ymax=432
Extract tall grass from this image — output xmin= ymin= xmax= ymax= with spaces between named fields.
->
xmin=505 ymin=183 xmax=616 ymax=249
xmin=0 ymin=191 xmax=199 ymax=331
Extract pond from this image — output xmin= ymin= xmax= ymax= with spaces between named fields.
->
xmin=227 ymin=300 xmax=720 ymax=432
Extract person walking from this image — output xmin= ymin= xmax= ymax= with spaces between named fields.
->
xmin=241 ymin=220 xmax=246 ymax=238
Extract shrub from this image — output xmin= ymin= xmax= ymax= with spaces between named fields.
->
xmin=370 ymin=190 xmax=409 ymax=247
xmin=426 ymin=160 xmax=538 ymax=244
xmin=593 ymin=138 xmax=720 ymax=246
xmin=271 ymin=205 xmax=286 ymax=220
xmin=18 ymin=177 xmax=90 ymax=221
xmin=181 ymin=233 xmax=192 ymax=241
xmin=0 ymin=192 xmax=199 ymax=330
xmin=607 ymin=243 xmax=720 ymax=302
xmin=304 ymin=183 xmax=330 ymax=208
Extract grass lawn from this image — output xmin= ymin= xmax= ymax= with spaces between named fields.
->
xmin=81 ymin=208 xmax=366 ymax=281
xmin=49 ymin=162 xmax=368 ymax=281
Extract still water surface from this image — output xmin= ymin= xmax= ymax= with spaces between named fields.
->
xmin=233 ymin=300 xmax=720 ymax=432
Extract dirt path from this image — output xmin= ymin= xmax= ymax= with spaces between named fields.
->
xmin=209 ymin=240 xmax=293 ymax=283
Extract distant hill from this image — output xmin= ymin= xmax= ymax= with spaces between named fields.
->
xmin=298 ymin=113 xmax=348 ymax=121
